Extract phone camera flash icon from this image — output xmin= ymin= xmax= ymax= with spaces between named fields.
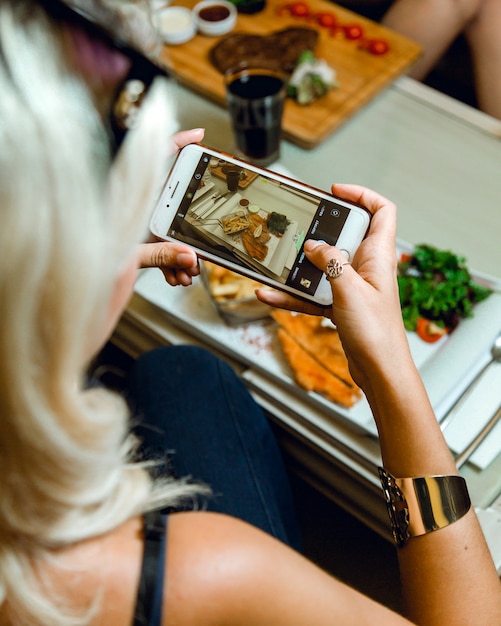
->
xmin=300 ymin=278 xmax=311 ymax=288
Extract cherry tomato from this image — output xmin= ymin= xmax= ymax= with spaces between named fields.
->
xmin=416 ymin=318 xmax=448 ymax=343
xmin=343 ymin=24 xmax=364 ymax=40
xmin=289 ymin=2 xmax=310 ymax=17
xmin=315 ymin=11 xmax=337 ymax=28
xmin=367 ymin=39 xmax=390 ymax=55
xmin=400 ymin=253 xmax=413 ymax=263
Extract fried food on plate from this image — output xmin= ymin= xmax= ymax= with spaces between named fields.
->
xmin=272 ymin=309 xmax=361 ymax=408
xmin=241 ymin=213 xmax=271 ymax=261
xmin=205 ymin=261 xmax=264 ymax=300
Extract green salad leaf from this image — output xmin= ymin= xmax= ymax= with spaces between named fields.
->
xmin=287 ymin=50 xmax=338 ymax=105
xmin=266 ymin=211 xmax=290 ymax=236
xmin=398 ymin=244 xmax=493 ymax=332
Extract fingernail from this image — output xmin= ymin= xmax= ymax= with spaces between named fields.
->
xmin=304 ymin=239 xmax=323 ymax=251
xmin=177 ymin=252 xmax=196 ymax=265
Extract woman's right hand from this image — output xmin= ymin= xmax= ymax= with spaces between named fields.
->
xmin=257 ymin=183 xmax=410 ymax=388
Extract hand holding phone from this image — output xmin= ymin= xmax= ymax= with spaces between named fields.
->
xmin=149 ymin=144 xmax=371 ymax=306
xmin=258 ymin=182 xmax=402 ymax=393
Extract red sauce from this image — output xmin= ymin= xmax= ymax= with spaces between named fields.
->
xmin=199 ymin=5 xmax=231 ymax=21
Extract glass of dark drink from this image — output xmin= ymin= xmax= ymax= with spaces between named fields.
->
xmin=224 ymin=62 xmax=286 ymax=167
xmin=222 ymin=165 xmax=243 ymax=192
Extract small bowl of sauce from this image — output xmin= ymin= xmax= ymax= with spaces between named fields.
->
xmin=157 ymin=6 xmax=196 ymax=44
xmin=193 ymin=0 xmax=237 ymax=36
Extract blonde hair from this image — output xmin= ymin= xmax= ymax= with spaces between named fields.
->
xmin=0 ymin=2 xmax=200 ymax=624
xmin=69 ymin=0 xmax=163 ymax=56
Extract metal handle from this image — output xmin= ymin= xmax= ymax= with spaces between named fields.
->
xmin=439 ymin=358 xmax=492 ymax=431
xmin=455 ymin=403 xmax=501 ymax=469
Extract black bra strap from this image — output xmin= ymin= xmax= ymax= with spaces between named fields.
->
xmin=133 ymin=509 xmax=166 ymax=626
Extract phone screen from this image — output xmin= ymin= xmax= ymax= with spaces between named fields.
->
xmin=158 ymin=149 xmax=367 ymax=302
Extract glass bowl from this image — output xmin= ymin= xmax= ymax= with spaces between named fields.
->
xmin=200 ymin=261 xmax=273 ymax=325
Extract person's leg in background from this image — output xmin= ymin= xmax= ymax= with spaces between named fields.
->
xmin=127 ymin=345 xmax=302 ymax=552
xmin=381 ymin=0 xmax=481 ymax=81
xmin=381 ymin=0 xmax=501 ymax=120
xmin=464 ymin=0 xmax=501 ymax=119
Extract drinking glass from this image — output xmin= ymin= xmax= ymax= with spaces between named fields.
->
xmin=224 ymin=62 xmax=286 ymax=167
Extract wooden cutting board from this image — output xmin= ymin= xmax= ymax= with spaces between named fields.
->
xmin=158 ymin=0 xmax=421 ymax=149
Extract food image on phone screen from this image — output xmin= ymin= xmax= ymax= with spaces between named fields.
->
xmin=151 ymin=146 xmax=370 ymax=306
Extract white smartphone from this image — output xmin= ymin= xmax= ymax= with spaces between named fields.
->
xmin=149 ymin=144 xmax=371 ymax=307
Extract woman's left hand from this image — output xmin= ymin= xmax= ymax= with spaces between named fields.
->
xmin=139 ymin=127 xmax=205 ymax=285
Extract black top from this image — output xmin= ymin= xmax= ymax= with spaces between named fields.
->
xmin=133 ymin=510 xmax=167 ymax=626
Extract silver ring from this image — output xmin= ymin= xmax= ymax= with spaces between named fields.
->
xmin=325 ymin=258 xmax=351 ymax=280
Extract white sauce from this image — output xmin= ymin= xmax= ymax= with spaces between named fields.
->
xmin=159 ymin=7 xmax=194 ymax=33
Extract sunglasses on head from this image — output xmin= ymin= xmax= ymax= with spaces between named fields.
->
xmin=39 ymin=0 xmax=169 ymax=154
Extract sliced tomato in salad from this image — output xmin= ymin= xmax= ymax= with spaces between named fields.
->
xmin=416 ymin=318 xmax=449 ymax=343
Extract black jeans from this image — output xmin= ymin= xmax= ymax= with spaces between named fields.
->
xmin=127 ymin=345 xmax=302 ymax=551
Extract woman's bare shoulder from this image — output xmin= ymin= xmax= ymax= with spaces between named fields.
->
xmin=165 ymin=511 xmax=412 ymax=626
xmin=166 ymin=510 xmax=291 ymax=625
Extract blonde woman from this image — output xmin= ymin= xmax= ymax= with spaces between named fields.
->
xmin=0 ymin=1 xmax=300 ymax=623
xmin=1 ymin=2 xmax=501 ymax=626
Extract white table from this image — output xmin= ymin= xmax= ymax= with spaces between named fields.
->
xmin=113 ymin=76 xmax=501 ymax=570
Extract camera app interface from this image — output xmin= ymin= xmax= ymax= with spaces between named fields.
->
xmin=166 ymin=153 xmax=351 ymax=298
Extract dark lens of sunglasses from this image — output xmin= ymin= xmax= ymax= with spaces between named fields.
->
xmin=39 ymin=0 xmax=169 ymax=153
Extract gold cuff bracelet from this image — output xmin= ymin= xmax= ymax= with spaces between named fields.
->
xmin=378 ymin=467 xmax=471 ymax=547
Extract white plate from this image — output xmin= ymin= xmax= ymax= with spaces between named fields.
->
xmin=188 ymin=197 xmax=299 ymax=279
xmin=133 ymin=239 xmax=501 ymax=468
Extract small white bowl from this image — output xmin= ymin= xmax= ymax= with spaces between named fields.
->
xmin=193 ymin=0 xmax=237 ymax=36
xmin=157 ymin=6 xmax=196 ymax=45
xmin=150 ymin=0 xmax=170 ymax=10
